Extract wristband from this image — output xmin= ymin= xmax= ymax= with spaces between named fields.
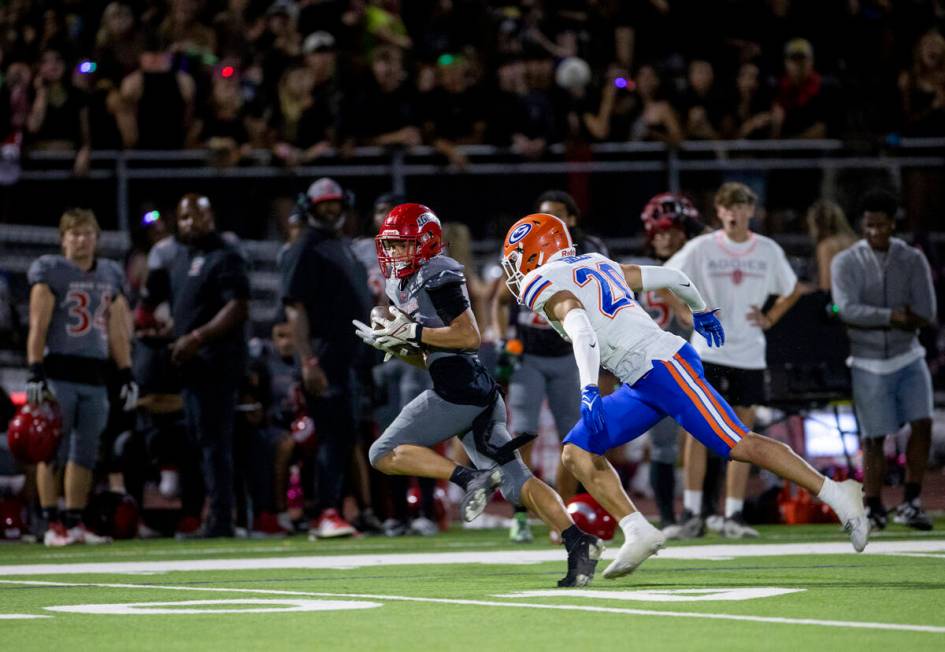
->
xmin=413 ymin=324 xmax=424 ymax=345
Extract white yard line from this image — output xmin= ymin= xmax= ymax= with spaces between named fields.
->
xmin=0 ymin=539 xmax=943 ymax=576
xmin=1 ymin=579 xmax=943 ymax=635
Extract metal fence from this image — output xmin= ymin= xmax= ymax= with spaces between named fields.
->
xmin=6 ymin=138 xmax=944 ymax=236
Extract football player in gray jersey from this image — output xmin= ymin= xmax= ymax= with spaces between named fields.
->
xmin=356 ymin=203 xmax=604 ymax=587
xmin=26 ymin=209 xmax=137 ymax=547
xmin=628 ymin=193 xmax=707 ymax=531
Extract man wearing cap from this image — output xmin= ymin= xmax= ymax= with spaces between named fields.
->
xmin=280 ymin=177 xmax=372 ymax=538
xmin=772 ymin=38 xmax=836 ymax=139
xmin=139 ymin=193 xmax=250 ymax=538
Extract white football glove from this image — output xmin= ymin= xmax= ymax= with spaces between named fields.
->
xmin=374 ymin=307 xmax=423 ymax=349
xmin=353 ymin=319 xmax=418 ymax=362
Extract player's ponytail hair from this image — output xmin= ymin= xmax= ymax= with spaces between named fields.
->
xmin=59 ymin=208 xmax=101 ymax=238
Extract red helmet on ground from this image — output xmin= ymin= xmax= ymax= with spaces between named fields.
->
xmin=0 ymin=497 xmax=26 ymax=540
xmin=640 ymin=192 xmax=702 ymax=239
xmin=375 ymin=203 xmax=443 ymax=279
xmin=7 ymin=400 xmax=62 ymax=464
xmin=566 ymin=492 xmax=617 ymax=541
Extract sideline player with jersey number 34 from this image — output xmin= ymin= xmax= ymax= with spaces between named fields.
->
xmin=501 ymin=213 xmax=869 ymax=580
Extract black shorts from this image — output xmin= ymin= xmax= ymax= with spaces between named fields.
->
xmin=702 ymin=362 xmax=767 ymax=408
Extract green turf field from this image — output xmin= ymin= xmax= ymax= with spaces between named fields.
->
xmin=2 ymin=521 xmax=944 ymax=651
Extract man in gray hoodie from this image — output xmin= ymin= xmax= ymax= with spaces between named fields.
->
xmin=831 ymin=189 xmax=936 ymax=531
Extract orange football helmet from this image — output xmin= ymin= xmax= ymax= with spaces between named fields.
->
xmin=501 ymin=213 xmax=575 ymax=301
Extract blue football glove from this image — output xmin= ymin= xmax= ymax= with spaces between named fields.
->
xmin=693 ymin=309 xmax=725 ymax=348
xmin=580 ymin=384 xmax=608 ymax=439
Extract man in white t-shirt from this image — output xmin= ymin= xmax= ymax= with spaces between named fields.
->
xmin=664 ymin=182 xmax=803 ymax=538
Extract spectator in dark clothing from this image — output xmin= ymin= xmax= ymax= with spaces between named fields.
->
xmin=340 ymin=46 xmax=420 ymax=148
xmin=26 ymin=49 xmax=91 ymax=176
xmin=197 ymin=72 xmax=252 ymax=166
xmin=141 ymin=193 xmax=250 ymax=538
xmin=279 ymin=177 xmax=372 ymax=539
xmin=771 ymin=38 xmax=837 ymax=139
xmin=898 ymin=31 xmax=945 ymax=137
xmin=423 ymin=55 xmax=486 ymax=169
xmin=722 ymin=61 xmax=775 ymax=139
xmin=93 ymin=2 xmax=144 ymax=86
xmin=270 ymin=64 xmax=334 ymax=166
xmin=680 ymin=59 xmax=727 ymax=140
xmin=118 ymin=35 xmax=196 ymax=149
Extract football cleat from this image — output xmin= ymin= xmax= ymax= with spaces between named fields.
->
xmin=721 ymin=512 xmax=760 ymax=539
xmin=382 ymin=518 xmax=407 ymax=537
xmin=352 ymin=509 xmax=386 ymax=535
xmin=662 ymin=510 xmax=705 ymax=540
xmin=893 ymin=499 xmax=933 ymax=531
xmin=310 ymin=509 xmax=356 ymax=539
xmin=509 ymin=511 xmax=533 ymax=543
xmin=43 ymin=522 xmax=75 ymax=547
xmin=705 ymin=514 xmax=724 ymax=534
xmin=829 ymin=480 xmax=869 ymax=552
xmin=603 ymin=520 xmax=666 ymax=579
xmin=69 ymin=524 xmax=112 ymax=545
xmin=409 ymin=516 xmax=439 ymax=537
xmin=558 ymin=533 xmax=604 ymax=588
xmin=250 ymin=512 xmax=290 ymax=539
xmin=459 ymin=468 xmax=503 ymax=523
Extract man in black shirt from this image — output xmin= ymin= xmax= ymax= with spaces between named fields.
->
xmin=280 ymin=177 xmax=372 ymax=538
xmin=141 ymin=194 xmax=250 ymax=537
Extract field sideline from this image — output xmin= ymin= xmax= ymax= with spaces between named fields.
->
xmin=1 ymin=521 xmax=944 ymax=651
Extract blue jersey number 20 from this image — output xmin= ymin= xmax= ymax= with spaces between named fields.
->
xmin=574 ymin=263 xmax=634 ymax=318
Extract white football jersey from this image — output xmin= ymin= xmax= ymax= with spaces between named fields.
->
xmin=665 ymin=230 xmax=797 ymax=370
xmin=520 ymin=252 xmax=686 ymax=385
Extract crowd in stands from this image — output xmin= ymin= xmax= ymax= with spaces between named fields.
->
xmin=1 ymin=0 xmax=944 ymax=175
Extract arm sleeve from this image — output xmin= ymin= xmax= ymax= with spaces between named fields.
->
xmin=830 ymin=252 xmax=892 ymax=327
xmin=909 ymin=250 xmax=937 ymax=323
xmin=639 ymin=266 xmax=708 ymax=312
xmin=427 ymin=282 xmax=470 ymax=324
xmin=561 ymin=308 xmax=600 ymax=388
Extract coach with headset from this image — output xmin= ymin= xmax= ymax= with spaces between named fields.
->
xmin=280 ymin=178 xmax=372 ymax=539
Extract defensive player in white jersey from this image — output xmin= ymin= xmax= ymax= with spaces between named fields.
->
xmin=665 ymin=182 xmax=803 ymax=539
xmin=501 ymin=213 xmax=868 ymax=579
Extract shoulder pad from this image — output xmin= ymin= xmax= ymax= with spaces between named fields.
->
xmin=418 ymin=255 xmax=465 ymax=290
xmin=27 ymin=255 xmax=65 ymax=286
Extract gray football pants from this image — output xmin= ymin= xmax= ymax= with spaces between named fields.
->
xmin=369 ymin=391 xmax=533 ymax=506
xmin=48 ymin=379 xmax=109 ymax=469
xmin=508 ymin=353 xmax=581 ymax=437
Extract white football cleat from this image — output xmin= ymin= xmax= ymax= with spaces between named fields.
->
xmin=831 ymin=479 xmax=869 ymax=552
xmin=69 ymin=524 xmax=112 ymax=545
xmin=603 ymin=521 xmax=666 ymax=579
xmin=721 ymin=514 xmax=760 ymax=539
xmin=43 ymin=523 xmax=76 ymax=547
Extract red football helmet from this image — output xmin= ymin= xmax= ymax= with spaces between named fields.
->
xmin=566 ymin=493 xmax=617 ymax=541
xmin=0 ymin=497 xmax=26 ymax=540
xmin=640 ymin=192 xmax=702 ymax=239
xmin=7 ymin=399 xmax=62 ymax=464
xmin=84 ymin=491 xmax=140 ymax=539
xmin=375 ymin=203 xmax=443 ymax=279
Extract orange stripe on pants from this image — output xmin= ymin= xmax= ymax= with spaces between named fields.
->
xmin=674 ymin=354 xmax=746 ymax=439
xmin=661 ymin=360 xmax=737 ymax=449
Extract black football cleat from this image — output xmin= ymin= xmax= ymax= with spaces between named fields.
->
xmin=558 ymin=533 xmax=605 ymax=588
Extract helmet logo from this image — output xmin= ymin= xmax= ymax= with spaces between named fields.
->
xmin=416 ymin=212 xmax=439 ymax=228
xmin=508 ymin=223 xmax=532 ymax=245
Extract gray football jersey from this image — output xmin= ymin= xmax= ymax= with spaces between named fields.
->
xmin=28 ymin=255 xmax=125 ymax=360
xmin=622 ymin=255 xmax=691 ymax=338
xmin=385 ymin=254 xmax=470 ymax=363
